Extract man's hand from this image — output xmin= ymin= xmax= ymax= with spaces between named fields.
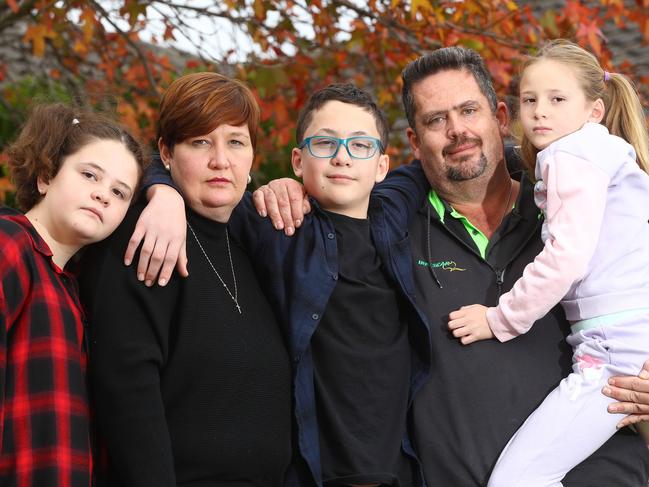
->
xmin=448 ymin=304 xmax=494 ymax=345
xmin=603 ymin=359 xmax=649 ymax=428
xmin=124 ymin=184 xmax=188 ymax=287
xmin=252 ymin=178 xmax=311 ymax=236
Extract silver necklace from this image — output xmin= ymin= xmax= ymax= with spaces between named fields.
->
xmin=187 ymin=222 xmax=241 ymax=314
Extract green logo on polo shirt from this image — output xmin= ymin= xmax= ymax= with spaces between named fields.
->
xmin=417 ymin=259 xmax=466 ymax=272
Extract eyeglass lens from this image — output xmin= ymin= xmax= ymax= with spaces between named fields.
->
xmin=309 ymin=137 xmax=378 ymax=159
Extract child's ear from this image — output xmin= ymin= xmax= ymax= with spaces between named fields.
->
xmin=291 ymin=147 xmax=304 ymax=178
xmin=375 ymin=153 xmax=390 ymax=183
xmin=36 ymin=176 xmax=50 ymax=196
xmin=588 ymin=98 xmax=605 ymax=124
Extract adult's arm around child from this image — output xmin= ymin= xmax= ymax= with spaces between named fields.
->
xmin=123 ymin=156 xmax=188 ymax=287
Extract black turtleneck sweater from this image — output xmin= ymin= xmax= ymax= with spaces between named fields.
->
xmin=80 ymin=203 xmax=292 ymax=487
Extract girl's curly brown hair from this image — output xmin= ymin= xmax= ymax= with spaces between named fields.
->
xmin=7 ymin=103 xmax=149 ymax=211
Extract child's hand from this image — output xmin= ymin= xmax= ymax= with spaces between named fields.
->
xmin=448 ymin=304 xmax=494 ymax=345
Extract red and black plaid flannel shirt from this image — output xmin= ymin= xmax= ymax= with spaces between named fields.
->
xmin=0 ymin=207 xmax=92 ymax=486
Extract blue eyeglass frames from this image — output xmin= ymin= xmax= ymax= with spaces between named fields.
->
xmin=298 ymin=135 xmax=384 ymax=160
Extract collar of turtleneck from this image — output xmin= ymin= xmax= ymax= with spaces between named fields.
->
xmin=186 ymin=207 xmax=228 ymax=241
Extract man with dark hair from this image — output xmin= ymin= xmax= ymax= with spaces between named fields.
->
xmin=377 ymin=46 xmax=649 ymax=486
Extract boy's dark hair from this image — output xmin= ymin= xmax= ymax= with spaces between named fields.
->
xmin=295 ymin=83 xmax=389 ymax=150
xmin=401 ymin=47 xmax=498 ymax=132
xmin=8 ymin=103 xmax=149 ymax=211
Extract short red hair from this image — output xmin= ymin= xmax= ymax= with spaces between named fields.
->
xmin=157 ymin=72 xmax=260 ymax=153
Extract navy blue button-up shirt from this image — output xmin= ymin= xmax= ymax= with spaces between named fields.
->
xmin=228 ymin=188 xmax=431 ymax=487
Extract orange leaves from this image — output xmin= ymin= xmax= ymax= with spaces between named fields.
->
xmin=23 ymin=24 xmax=56 ymax=57
xmin=163 ymin=23 xmax=175 ymax=41
xmin=120 ymin=0 xmax=148 ymax=27
xmin=411 ymin=0 xmax=433 ymax=17
xmin=7 ymin=0 xmax=19 ymax=13
xmin=253 ymin=0 xmax=266 ymax=20
xmin=576 ymin=20 xmax=605 ymax=55
xmin=117 ymin=98 xmax=157 ymax=142
xmin=79 ymin=7 xmax=97 ymax=44
xmin=3 ymin=0 xmax=647 ymax=178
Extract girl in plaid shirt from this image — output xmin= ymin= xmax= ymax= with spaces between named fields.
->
xmin=0 ymin=104 xmax=147 ymax=486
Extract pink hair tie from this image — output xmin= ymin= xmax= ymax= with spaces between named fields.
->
xmin=604 ymin=71 xmax=611 ymax=82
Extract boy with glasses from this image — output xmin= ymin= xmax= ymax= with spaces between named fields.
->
xmin=138 ymin=84 xmax=431 ymax=486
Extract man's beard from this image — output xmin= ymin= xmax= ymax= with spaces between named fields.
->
xmin=443 ymin=136 xmax=488 ymax=181
xmin=446 ymin=152 xmax=488 ymax=181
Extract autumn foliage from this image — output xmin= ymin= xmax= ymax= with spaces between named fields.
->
xmin=1 ymin=0 xmax=648 ymax=199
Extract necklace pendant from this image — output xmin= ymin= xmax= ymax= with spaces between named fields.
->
xmin=236 ymin=303 xmax=242 ymax=315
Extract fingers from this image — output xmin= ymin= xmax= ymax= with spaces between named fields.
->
xmin=603 ymin=361 xmax=649 ymax=425
xmin=254 ymin=185 xmax=285 ymax=230
xmin=448 ymin=309 xmax=467 ymax=322
xmin=252 ymin=186 xmax=270 ymax=218
xmin=448 ymin=307 xmax=492 ymax=345
xmin=615 ymin=414 xmax=649 ymax=429
xmin=176 ymin=242 xmax=189 ymax=278
xmin=126 ymin=184 xmax=187 ymax=286
xmin=286 ymin=183 xmax=307 ymax=230
xmin=276 ymin=188 xmax=295 ymax=236
xmin=136 ymin=233 xmax=160 ymax=286
xmin=124 ymin=225 xmax=145 ymax=266
xmin=302 ymin=195 xmax=311 ymax=215
xmin=460 ymin=334 xmax=479 ymax=345
xmin=448 ymin=317 xmax=476 ymax=344
xmin=267 ymin=180 xmax=297 ymax=235
xmin=157 ymin=237 xmax=187 ymax=286
xmin=603 ymin=383 xmax=649 ymax=414
xmin=252 ymin=178 xmax=310 ymax=236
xmin=448 ymin=322 xmax=480 ymax=345
xmin=448 ymin=311 xmax=470 ymax=335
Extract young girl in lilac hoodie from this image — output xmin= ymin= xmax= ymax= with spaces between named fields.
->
xmin=448 ymin=40 xmax=649 ymax=486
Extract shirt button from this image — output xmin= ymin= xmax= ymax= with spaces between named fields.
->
xmin=327 ymin=233 xmax=335 ymax=239
xmin=332 ymin=273 xmax=338 ymax=281
xmin=311 ymin=313 xmax=319 ymax=320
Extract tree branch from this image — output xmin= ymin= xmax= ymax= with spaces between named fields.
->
xmin=0 ymin=0 xmax=39 ymax=33
xmin=89 ymin=0 xmax=158 ymax=95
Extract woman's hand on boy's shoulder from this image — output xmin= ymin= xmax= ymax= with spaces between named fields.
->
xmin=252 ymin=178 xmax=311 ymax=236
